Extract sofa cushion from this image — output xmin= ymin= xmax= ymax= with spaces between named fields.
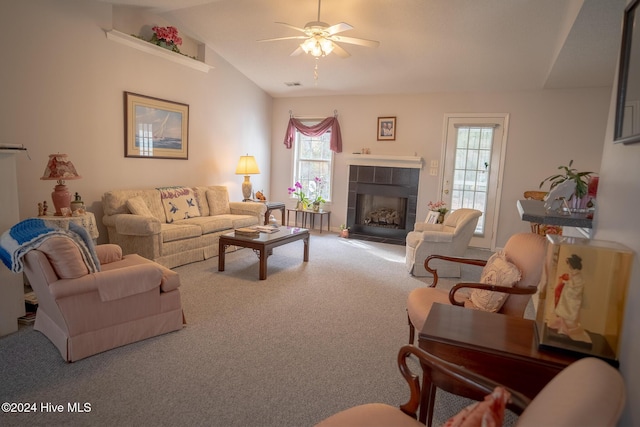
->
xmin=206 ymin=188 xmax=231 ymax=215
xmin=175 ymin=216 xmax=234 ymax=234
xmin=158 ymin=186 xmax=201 ymax=223
xmin=161 ymin=223 xmax=203 ymax=243
xmin=126 ymin=196 xmax=154 ymax=217
xmin=469 ymin=251 xmax=521 ymax=312
xmin=38 ymin=237 xmax=89 ymax=279
xmin=227 ymin=214 xmax=261 ymax=229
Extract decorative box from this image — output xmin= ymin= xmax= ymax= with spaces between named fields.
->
xmin=535 ymin=234 xmax=634 ymax=365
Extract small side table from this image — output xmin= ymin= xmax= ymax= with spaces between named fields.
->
xmin=36 ymin=212 xmax=99 ymax=241
xmin=286 ymin=208 xmax=306 ymax=227
xmin=264 ymin=202 xmax=285 ymax=225
xmin=304 ymin=210 xmax=331 ymax=233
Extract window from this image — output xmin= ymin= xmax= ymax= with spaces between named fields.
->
xmin=292 ymin=122 xmax=333 ymax=202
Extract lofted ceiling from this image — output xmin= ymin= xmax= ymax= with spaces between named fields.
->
xmin=97 ymin=0 xmax=627 ymax=98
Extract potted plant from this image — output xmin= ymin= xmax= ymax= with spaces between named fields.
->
xmin=339 ymin=224 xmax=350 ymax=238
xmin=539 ymin=160 xmax=594 ymax=210
xmin=310 ymin=176 xmax=326 ymax=212
xmin=288 ymin=182 xmax=310 ymax=210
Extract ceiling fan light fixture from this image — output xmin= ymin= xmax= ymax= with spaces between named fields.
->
xmin=301 ymin=36 xmax=334 ymax=58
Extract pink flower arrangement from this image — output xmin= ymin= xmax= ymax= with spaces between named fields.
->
xmin=151 ymin=26 xmax=183 ymax=52
xmin=428 ymin=200 xmax=448 ymax=214
xmin=288 ymin=182 xmax=310 ymax=206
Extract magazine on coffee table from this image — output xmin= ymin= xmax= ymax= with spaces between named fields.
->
xmin=235 ymin=225 xmax=279 ymax=236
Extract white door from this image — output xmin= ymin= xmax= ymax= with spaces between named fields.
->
xmin=440 ymin=114 xmax=509 ymax=249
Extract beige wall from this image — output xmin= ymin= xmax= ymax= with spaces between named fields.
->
xmin=1 ymin=0 xmax=272 ymax=242
xmin=595 ymin=1 xmax=640 ymax=420
xmin=271 ymin=89 xmax=610 ymax=247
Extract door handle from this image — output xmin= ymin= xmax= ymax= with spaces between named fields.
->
xmin=444 ymin=189 xmax=449 ymax=194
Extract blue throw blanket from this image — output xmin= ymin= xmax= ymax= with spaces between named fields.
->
xmin=0 ymin=218 xmax=100 ymax=274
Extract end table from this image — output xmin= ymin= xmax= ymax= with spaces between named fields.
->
xmin=34 ymin=212 xmax=99 ymax=241
xmin=263 ymin=202 xmax=286 ymax=225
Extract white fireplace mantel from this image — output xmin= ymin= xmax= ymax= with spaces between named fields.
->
xmin=345 ymin=154 xmax=422 ymax=169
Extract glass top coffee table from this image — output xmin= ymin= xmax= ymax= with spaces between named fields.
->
xmin=218 ymin=226 xmax=309 ymax=280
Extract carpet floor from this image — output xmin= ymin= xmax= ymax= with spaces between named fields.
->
xmin=0 ymin=231 xmax=520 ymax=426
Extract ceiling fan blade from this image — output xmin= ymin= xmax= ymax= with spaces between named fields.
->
xmin=258 ymin=36 xmax=308 ymax=43
xmin=326 ymin=22 xmax=353 ymax=35
xmin=290 ymin=46 xmax=305 ymax=56
xmin=331 ymin=42 xmax=351 ymax=58
xmin=330 ymin=35 xmax=380 ymax=48
xmin=275 ymin=22 xmax=308 ymax=33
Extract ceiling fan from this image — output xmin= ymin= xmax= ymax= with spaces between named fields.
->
xmin=258 ymin=0 xmax=380 ymax=58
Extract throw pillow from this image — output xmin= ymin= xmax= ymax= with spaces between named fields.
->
xmin=157 ymin=186 xmax=201 ymax=223
xmin=206 ymin=188 xmax=231 ymax=215
xmin=38 ymin=237 xmax=89 ymax=279
xmin=469 ymin=251 xmax=521 ymax=312
xmin=126 ymin=196 xmax=154 ymax=217
xmin=441 ymin=386 xmax=510 ymax=427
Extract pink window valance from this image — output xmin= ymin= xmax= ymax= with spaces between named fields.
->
xmin=283 ymin=117 xmax=342 ymax=153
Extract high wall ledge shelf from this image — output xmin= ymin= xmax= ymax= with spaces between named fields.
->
xmin=105 ymin=30 xmax=213 ymax=73
xmin=345 ymin=155 xmax=423 ymax=169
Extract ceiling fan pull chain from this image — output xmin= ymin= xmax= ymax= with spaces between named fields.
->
xmin=314 ymin=60 xmax=319 ymax=85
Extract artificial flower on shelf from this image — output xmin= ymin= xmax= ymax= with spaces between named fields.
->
xmin=288 ymin=182 xmax=310 ymax=209
xmin=428 ymin=200 xmax=449 ymax=224
xmin=428 ymin=200 xmax=448 ymax=215
xmin=150 ymin=26 xmax=183 ymax=53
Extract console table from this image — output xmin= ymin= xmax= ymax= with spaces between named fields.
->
xmin=418 ymin=303 xmax=579 ymax=426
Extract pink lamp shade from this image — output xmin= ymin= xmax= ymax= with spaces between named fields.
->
xmin=40 ymin=153 xmax=81 ymax=216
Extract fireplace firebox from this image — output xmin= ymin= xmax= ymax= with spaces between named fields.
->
xmin=347 ymin=165 xmax=419 ymax=244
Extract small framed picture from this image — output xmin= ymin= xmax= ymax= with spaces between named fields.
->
xmin=377 ymin=117 xmax=396 ymax=141
xmin=425 ymin=211 xmax=440 ymax=224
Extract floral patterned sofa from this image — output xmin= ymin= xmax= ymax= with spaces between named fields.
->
xmin=102 ymin=186 xmax=266 ymax=268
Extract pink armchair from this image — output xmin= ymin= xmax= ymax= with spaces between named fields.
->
xmin=407 ymin=232 xmax=547 ymax=343
xmin=23 ymin=238 xmax=184 ymax=362
xmin=315 ymin=345 xmax=625 ymax=427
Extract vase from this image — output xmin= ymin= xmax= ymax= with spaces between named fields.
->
xmin=437 ymin=213 xmax=445 ymax=224
xmin=340 ymin=229 xmax=349 ymax=238
xmin=312 ymin=203 xmax=320 ymax=212
xmin=296 ymin=201 xmax=304 ymax=210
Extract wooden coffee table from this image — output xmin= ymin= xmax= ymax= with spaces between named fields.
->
xmin=417 ymin=303 xmax=579 ymax=426
xmin=218 ymin=227 xmax=309 ymax=280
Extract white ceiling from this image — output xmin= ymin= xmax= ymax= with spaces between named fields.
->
xmin=98 ymin=0 xmax=627 ymax=98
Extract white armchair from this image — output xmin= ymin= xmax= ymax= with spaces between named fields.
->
xmin=405 ymin=208 xmax=482 ymax=277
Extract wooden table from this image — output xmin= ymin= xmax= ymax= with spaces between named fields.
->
xmin=218 ymin=227 xmax=309 ymax=280
xmin=263 ymin=202 xmax=285 ymax=225
xmin=417 ymin=303 xmax=579 ymax=426
xmin=286 ymin=208 xmax=331 ymax=233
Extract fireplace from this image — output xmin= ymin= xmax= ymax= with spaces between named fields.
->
xmin=347 ymin=164 xmax=419 ymax=244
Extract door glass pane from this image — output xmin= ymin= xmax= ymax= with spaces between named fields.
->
xmin=451 ymin=126 xmax=495 ymax=235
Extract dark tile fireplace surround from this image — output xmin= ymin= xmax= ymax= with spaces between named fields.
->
xmin=347 ymin=165 xmax=419 ymax=245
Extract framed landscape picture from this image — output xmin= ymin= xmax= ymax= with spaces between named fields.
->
xmin=124 ymin=92 xmax=189 ymax=159
xmin=377 ymin=116 xmax=396 ymax=141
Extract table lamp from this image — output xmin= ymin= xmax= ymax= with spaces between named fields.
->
xmin=40 ymin=153 xmax=81 ymax=216
xmin=235 ymin=154 xmax=260 ymax=201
